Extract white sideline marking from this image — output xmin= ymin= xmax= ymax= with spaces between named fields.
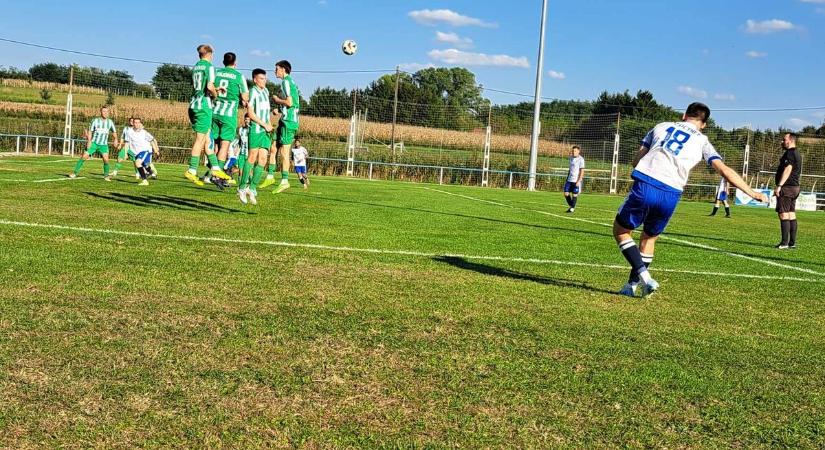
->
xmin=421 ymin=187 xmax=825 ymax=277
xmin=0 ymin=219 xmax=822 ymax=284
xmin=31 ymin=177 xmax=86 ymax=183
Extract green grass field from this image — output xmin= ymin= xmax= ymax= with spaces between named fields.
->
xmin=1 ymin=155 xmax=823 ymax=448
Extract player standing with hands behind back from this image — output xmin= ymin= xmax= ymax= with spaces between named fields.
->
xmin=612 ymin=103 xmax=768 ymax=298
xmin=773 ymin=132 xmax=803 ymax=249
xmin=563 ymin=145 xmax=585 ymax=213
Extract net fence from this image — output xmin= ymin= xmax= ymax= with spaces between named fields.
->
xmin=1 ymin=73 xmax=823 ymax=201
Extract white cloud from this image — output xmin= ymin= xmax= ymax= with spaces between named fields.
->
xmin=409 ymin=9 xmax=497 ymax=28
xmin=800 ymin=0 xmax=825 ymax=3
xmin=428 ymin=49 xmax=529 ymax=68
xmin=743 ymin=19 xmax=796 ymax=34
xmin=714 ymin=93 xmax=736 ymax=101
xmin=318 ymin=0 xmax=327 ymax=5
xmin=810 ymin=111 xmax=825 ymax=120
xmin=677 ymin=85 xmax=708 ymax=99
xmin=200 ymin=34 xmax=213 ymax=40
xmin=746 ymin=50 xmax=768 ymax=58
xmin=250 ymin=49 xmax=271 ymax=57
xmin=435 ymin=31 xmax=473 ymax=48
xmin=399 ymin=62 xmax=437 ymax=72
xmin=547 ymin=70 xmax=566 ymax=80
xmin=701 ymin=49 xmax=711 ymax=55
xmin=785 ymin=118 xmax=812 ymax=130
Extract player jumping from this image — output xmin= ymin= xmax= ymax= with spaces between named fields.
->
xmin=709 ymin=176 xmax=731 ymax=218
xmin=260 ymin=60 xmax=300 ymax=194
xmin=238 ymin=68 xmax=273 ymax=206
xmin=185 ymin=44 xmax=230 ymax=186
xmin=70 ymin=105 xmax=118 ymax=181
xmin=613 ymin=103 xmax=768 ymax=298
xmin=207 ymin=52 xmax=248 ymax=187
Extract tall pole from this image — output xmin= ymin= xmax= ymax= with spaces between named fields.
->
xmin=527 ymin=0 xmax=549 ymax=191
xmin=390 ymin=65 xmax=400 ymax=154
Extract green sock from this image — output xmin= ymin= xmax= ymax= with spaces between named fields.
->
xmin=73 ymin=158 xmax=85 ymax=174
xmin=115 ymin=162 xmax=122 ymax=171
xmin=188 ymin=155 xmax=200 ymax=171
xmin=103 ymin=162 xmax=110 ymax=177
xmin=267 ymin=163 xmax=276 ymax=176
xmin=237 ymin=154 xmax=247 ymax=178
xmin=218 ymin=160 xmax=225 ymax=171
xmin=252 ymin=165 xmax=265 ymax=187
xmin=206 ymin=153 xmax=220 ymax=169
xmin=240 ymin=161 xmax=253 ymax=188
xmin=281 ymin=170 xmax=289 ymax=181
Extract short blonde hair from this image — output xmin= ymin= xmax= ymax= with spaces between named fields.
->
xmin=197 ymin=44 xmax=213 ymax=57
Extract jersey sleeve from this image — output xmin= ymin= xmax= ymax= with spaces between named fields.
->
xmin=580 ymin=157 xmax=585 ymax=168
xmin=145 ymin=132 xmax=155 ymax=143
xmin=208 ymin=65 xmax=216 ymax=84
xmin=640 ymin=129 xmax=654 ymax=148
xmin=109 ymin=120 xmax=116 ymax=134
xmin=239 ymin=73 xmax=249 ymax=94
xmin=281 ymin=79 xmax=291 ymax=99
xmin=702 ymin=140 xmax=722 ymax=165
xmin=88 ymin=120 xmax=95 ymax=132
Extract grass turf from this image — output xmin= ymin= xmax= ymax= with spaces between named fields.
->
xmin=0 ymin=155 xmax=823 ymax=448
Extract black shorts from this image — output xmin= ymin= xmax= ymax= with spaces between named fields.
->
xmin=776 ymin=186 xmax=801 ymax=213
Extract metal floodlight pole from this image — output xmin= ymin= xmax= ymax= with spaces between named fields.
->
xmin=390 ymin=65 xmax=400 ymax=152
xmin=527 ymin=0 xmax=549 ymax=191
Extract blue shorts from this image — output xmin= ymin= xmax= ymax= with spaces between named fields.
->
xmin=134 ymin=151 xmax=152 ymax=167
xmin=717 ymin=191 xmax=728 ymax=201
xmin=295 ymin=165 xmax=306 ymax=175
xmin=615 ymin=179 xmax=681 ymax=237
xmin=563 ymin=181 xmax=580 ymax=194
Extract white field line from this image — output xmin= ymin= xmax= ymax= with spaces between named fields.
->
xmin=0 ymin=219 xmax=822 ymax=284
xmin=0 ymin=176 xmax=86 ymax=183
xmin=420 ymin=186 xmax=825 ymax=277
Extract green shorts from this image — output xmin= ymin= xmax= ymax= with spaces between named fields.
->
xmin=86 ymin=143 xmax=109 ymax=156
xmin=248 ymin=131 xmax=272 ymax=150
xmin=211 ymin=115 xmax=237 ymax=142
xmin=277 ymin=121 xmax=299 ymax=146
xmin=127 ymin=149 xmax=136 ymax=159
xmin=188 ymin=107 xmax=213 ymax=134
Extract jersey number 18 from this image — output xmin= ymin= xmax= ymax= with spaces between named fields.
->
xmin=661 ymin=127 xmax=691 ymax=155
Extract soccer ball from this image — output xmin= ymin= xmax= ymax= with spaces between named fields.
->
xmin=342 ymin=40 xmax=358 ymax=56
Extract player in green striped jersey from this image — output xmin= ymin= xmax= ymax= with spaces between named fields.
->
xmin=70 ymin=106 xmax=118 ymax=180
xmin=205 ymin=52 xmax=249 ymax=185
xmin=185 ymin=44 xmax=231 ymax=186
xmin=238 ymin=68 xmax=273 ymax=206
xmin=261 ymin=60 xmax=300 ymax=194
xmin=112 ymin=117 xmax=135 ymax=178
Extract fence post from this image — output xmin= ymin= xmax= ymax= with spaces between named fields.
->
xmin=346 ymin=114 xmax=356 ymax=176
xmin=16 ymin=136 xmax=20 ymax=154
xmin=48 ymin=137 xmax=53 ymax=155
xmin=35 ymin=136 xmax=39 ymax=155
xmin=439 ymin=167 xmax=444 ymax=185
xmin=369 ymin=162 xmax=373 ymax=180
xmin=742 ymin=125 xmax=751 ymax=180
xmin=609 ymin=114 xmax=621 ymax=194
xmin=508 ymin=172 xmax=514 ymax=189
xmin=481 ymin=125 xmax=491 ymax=187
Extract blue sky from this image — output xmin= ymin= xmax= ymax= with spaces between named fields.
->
xmin=1 ymin=0 xmax=824 ymax=130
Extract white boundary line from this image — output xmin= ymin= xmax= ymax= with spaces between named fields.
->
xmin=0 ymin=177 xmax=85 ymax=183
xmin=0 ymin=219 xmax=822 ymax=283
xmin=420 ymin=186 xmax=825 ymax=277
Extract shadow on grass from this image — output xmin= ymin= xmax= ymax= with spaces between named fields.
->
xmin=85 ymin=192 xmax=244 ymax=213
xmin=434 ymin=256 xmax=617 ymax=295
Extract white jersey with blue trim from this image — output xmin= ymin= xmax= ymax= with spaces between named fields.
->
xmin=567 ymin=155 xmax=585 ymax=182
xmin=635 ymin=121 xmax=721 ymax=192
xmin=124 ymin=128 xmax=154 ymax=154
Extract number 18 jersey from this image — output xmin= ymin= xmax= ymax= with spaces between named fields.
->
xmin=635 ymin=121 xmax=721 ymax=192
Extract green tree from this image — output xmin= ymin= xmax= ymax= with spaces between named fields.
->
xmin=152 ymin=64 xmax=192 ymax=101
xmin=29 ymin=63 xmax=69 ymax=83
xmin=39 ymin=88 xmax=52 ymax=103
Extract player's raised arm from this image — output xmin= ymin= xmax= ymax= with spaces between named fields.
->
xmin=711 ymin=159 xmax=767 ymax=203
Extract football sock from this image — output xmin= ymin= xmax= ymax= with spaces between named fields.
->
xmin=710 ymin=207 xmax=718 ymax=216
xmin=188 ymin=156 xmax=200 ymax=173
xmin=237 ymin=154 xmax=247 ymax=175
xmin=252 ymin=165 xmax=265 ymax=186
xmin=103 ymin=162 xmax=110 ymax=176
xmin=267 ymin=163 xmax=276 ymax=176
xmin=724 ymin=206 xmax=730 ymax=216
xmin=115 ymin=162 xmax=122 ymax=171
xmin=300 ymin=177 xmax=305 ymax=185
xmin=618 ymin=239 xmax=651 ymax=284
xmin=281 ymin=170 xmax=289 ymax=181
xmin=206 ymin=153 xmax=220 ymax=169
xmin=73 ymin=158 xmax=85 ymax=174
xmin=137 ymin=166 xmax=148 ymax=180
xmin=789 ymin=220 xmax=798 ymax=245
xmin=118 ymin=149 xmax=126 ymax=160
xmin=571 ymin=196 xmax=578 ymax=208
xmin=629 ymin=253 xmax=654 ymax=284
xmin=564 ymin=196 xmax=572 ymax=207
xmin=780 ymin=220 xmax=790 ymax=245
xmin=240 ymin=161 xmax=253 ymax=188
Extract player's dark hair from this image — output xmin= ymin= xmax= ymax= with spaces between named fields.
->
xmin=252 ymin=68 xmax=266 ymax=78
xmin=685 ymin=102 xmax=711 ymax=123
xmin=572 ymin=145 xmax=581 ymax=151
xmin=276 ymin=60 xmax=292 ymax=74
xmin=197 ymin=44 xmax=213 ymax=57
xmin=223 ymin=52 xmax=236 ymax=66
xmin=785 ymin=132 xmax=798 ymax=142
xmin=133 ymin=117 xmax=142 ymax=122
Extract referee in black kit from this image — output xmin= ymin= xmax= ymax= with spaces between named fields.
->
xmin=774 ymin=132 xmax=803 ymax=249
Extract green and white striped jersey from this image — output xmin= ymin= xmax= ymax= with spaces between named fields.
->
xmin=238 ymin=126 xmax=249 ymax=152
xmin=279 ymin=74 xmax=300 ymax=125
xmin=120 ymin=126 xmax=133 ymax=143
xmin=88 ymin=117 xmax=116 ymax=145
xmin=190 ymin=59 xmax=216 ymax=111
xmin=249 ymin=86 xmax=271 ymax=133
xmin=212 ymin=67 xmax=249 ymax=118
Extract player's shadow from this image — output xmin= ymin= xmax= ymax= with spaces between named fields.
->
xmin=434 ymin=256 xmax=617 ymax=295
xmin=307 ymin=194 xmax=607 ymax=239
xmin=85 ymin=192 xmax=244 ymax=213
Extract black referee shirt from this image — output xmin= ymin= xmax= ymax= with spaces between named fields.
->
xmin=775 ymin=148 xmax=802 ymax=187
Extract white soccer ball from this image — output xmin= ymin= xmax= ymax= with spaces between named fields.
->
xmin=342 ymin=40 xmax=358 ymax=56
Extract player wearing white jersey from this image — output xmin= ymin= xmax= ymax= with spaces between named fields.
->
xmin=563 ymin=145 xmax=585 ymax=213
xmin=125 ymin=118 xmax=159 ymax=186
xmin=710 ymin=176 xmax=731 ymax=217
xmin=291 ymin=139 xmax=309 ymax=190
xmin=613 ymin=103 xmax=767 ymax=298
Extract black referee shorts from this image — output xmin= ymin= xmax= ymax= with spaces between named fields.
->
xmin=776 ymin=186 xmax=801 ymax=213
